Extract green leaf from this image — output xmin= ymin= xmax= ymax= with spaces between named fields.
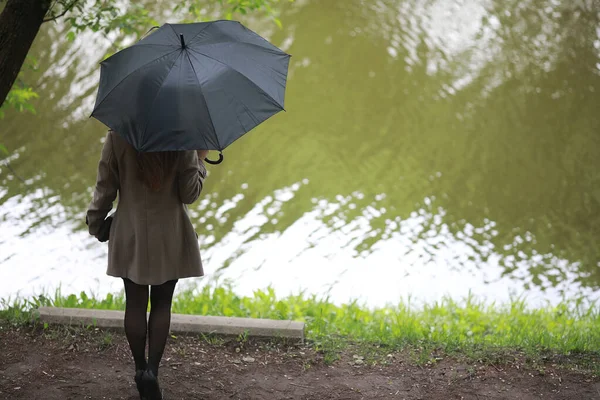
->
xmin=23 ymin=104 xmax=37 ymax=114
xmin=67 ymin=31 xmax=76 ymax=41
xmin=25 ymin=55 xmax=39 ymax=68
xmin=0 ymin=144 xmax=8 ymax=155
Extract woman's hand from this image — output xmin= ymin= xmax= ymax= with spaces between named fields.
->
xmin=196 ymin=149 xmax=209 ymax=161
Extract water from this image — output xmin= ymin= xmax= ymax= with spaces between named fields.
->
xmin=1 ymin=0 xmax=599 ymax=307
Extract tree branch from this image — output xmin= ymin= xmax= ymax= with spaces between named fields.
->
xmin=1 ymin=161 xmax=27 ymax=184
xmin=42 ymin=0 xmax=79 ymax=23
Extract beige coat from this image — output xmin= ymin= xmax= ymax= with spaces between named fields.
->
xmin=87 ymin=131 xmax=206 ymax=285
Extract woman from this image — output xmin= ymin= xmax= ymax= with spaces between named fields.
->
xmin=87 ymin=130 xmax=208 ymax=400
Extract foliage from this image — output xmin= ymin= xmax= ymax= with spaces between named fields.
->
xmin=2 ymin=0 xmax=291 ymax=119
xmin=0 ymin=87 xmax=39 ymax=119
xmin=2 ymin=285 xmax=600 ymax=362
xmin=0 ymin=56 xmax=39 ymax=119
xmin=176 ymin=0 xmax=288 ymax=27
xmin=47 ymin=0 xmax=289 ymax=43
xmin=61 ymin=1 xmax=160 ymax=38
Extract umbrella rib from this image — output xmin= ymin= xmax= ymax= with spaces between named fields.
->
xmin=191 ymin=39 xmax=285 ymax=56
xmin=131 ymin=43 xmax=177 ymax=48
xmin=187 ymin=50 xmax=261 ymax=127
xmin=103 ymin=44 xmax=176 ymax=59
xmin=192 ymin=43 xmax=289 ymax=106
xmin=167 ymin=24 xmax=181 ymax=44
xmin=188 ymin=48 xmax=284 ymax=110
xmin=93 ymin=49 xmax=181 ymax=113
xmin=183 ymin=50 xmax=222 ymax=151
xmin=193 ymin=41 xmax=288 ymax=80
xmin=187 ymin=20 xmax=285 ymax=55
xmin=168 ymin=22 xmax=216 ymax=47
xmin=140 ymin=51 xmax=185 ymax=149
xmin=97 ymin=44 xmax=176 ymax=67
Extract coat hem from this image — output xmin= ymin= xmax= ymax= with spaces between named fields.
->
xmin=107 ymin=271 xmax=204 ymax=286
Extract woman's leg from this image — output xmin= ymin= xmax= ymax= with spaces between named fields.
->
xmin=123 ymin=278 xmax=149 ymax=372
xmin=147 ymin=279 xmax=177 ymax=376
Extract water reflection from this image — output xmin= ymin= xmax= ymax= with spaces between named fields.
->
xmin=208 ymin=190 xmax=594 ymax=307
xmin=1 ymin=0 xmax=599 ymax=304
xmin=1 ymin=186 xmax=593 ymax=307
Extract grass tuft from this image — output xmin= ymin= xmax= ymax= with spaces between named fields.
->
xmin=2 ymin=285 xmax=600 ymax=369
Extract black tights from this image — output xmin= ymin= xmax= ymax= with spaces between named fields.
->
xmin=123 ymin=278 xmax=177 ymax=376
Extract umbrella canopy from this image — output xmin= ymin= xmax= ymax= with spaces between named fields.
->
xmin=91 ymin=20 xmax=290 ymax=161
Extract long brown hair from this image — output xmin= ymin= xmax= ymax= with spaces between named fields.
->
xmin=136 ymin=151 xmax=179 ymax=191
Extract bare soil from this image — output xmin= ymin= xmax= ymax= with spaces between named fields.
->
xmin=1 ymin=323 xmax=598 ymax=400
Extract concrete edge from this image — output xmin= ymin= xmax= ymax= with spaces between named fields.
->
xmin=36 ymin=307 xmax=304 ymax=341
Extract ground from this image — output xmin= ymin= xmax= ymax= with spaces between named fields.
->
xmin=0 ymin=323 xmax=598 ymax=400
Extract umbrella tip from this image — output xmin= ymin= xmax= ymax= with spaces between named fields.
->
xmin=180 ymin=34 xmax=186 ymax=49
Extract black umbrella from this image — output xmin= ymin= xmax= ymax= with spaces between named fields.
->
xmin=91 ymin=20 xmax=290 ymax=164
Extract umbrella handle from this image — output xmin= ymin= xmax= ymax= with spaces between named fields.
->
xmin=205 ymin=152 xmax=224 ymax=165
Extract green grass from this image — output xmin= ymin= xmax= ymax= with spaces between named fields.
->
xmin=2 ymin=285 xmax=599 ymax=369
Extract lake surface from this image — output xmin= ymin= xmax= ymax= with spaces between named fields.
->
xmin=1 ymin=0 xmax=599 ymax=307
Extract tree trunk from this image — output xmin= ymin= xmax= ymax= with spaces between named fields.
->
xmin=0 ymin=0 xmax=51 ymax=107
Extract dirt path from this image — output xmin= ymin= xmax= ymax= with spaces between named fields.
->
xmin=0 ymin=324 xmax=598 ymax=400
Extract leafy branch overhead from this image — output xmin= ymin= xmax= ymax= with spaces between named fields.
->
xmin=1 ymin=55 xmax=39 ymax=119
xmin=0 ymin=0 xmax=291 ymax=118
xmin=49 ymin=0 xmax=288 ymax=40
xmin=0 ymin=87 xmax=39 ymax=120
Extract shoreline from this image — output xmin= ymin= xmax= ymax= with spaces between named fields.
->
xmin=2 ymin=285 xmax=599 ymax=373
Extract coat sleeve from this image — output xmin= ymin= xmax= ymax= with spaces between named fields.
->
xmin=177 ymin=150 xmax=206 ymax=205
xmin=86 ymin=132 xmax=119 ymax=238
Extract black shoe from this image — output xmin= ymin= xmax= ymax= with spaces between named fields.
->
xmin=134 ymin=369 xmax=147 ymax=400
xmin=142 ymin=369 xmax=163 ymax=400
